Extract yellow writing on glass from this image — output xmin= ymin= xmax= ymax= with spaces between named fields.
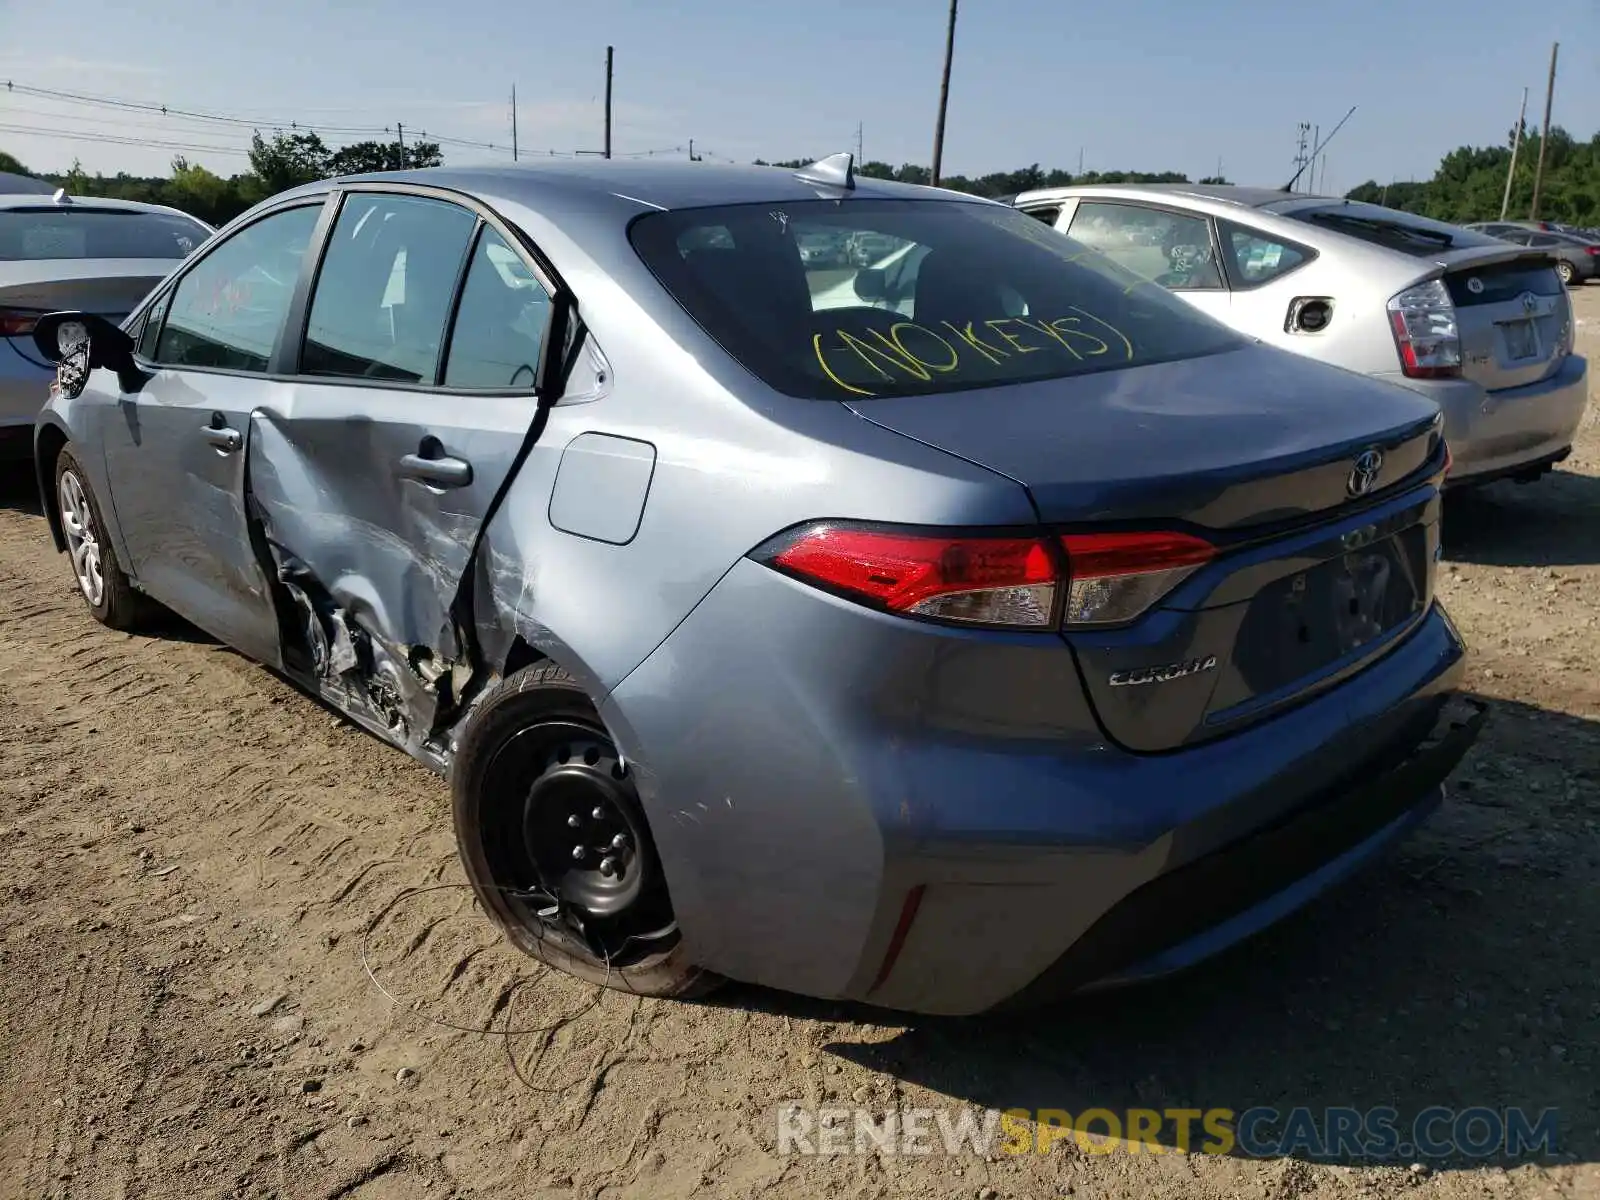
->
xmin=812 ymin=312 xmax=1132 ymax=397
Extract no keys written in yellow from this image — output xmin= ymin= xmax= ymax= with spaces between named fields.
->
xmin=811 ymin=308 xmax=1135 ymax=396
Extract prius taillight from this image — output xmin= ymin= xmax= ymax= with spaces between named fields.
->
xmin=753 ymin=523 xmax=1216 ymax=630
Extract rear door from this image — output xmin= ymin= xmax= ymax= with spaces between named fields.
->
xmin=100 ymin=200 xmax=325 ymax=664
xmin=248 ymin=186 xmax=555 ymax=745
xmin=1061 ymin=199 xmax=1233 ymax=324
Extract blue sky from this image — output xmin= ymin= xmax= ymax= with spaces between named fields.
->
xmin=0 ymin=0 xmax=1593 ymax=192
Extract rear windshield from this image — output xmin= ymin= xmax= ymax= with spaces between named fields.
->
xmin=628 ymin=199 xmax=1243 ymax=400
xmin=1283 ymin=203 xmax=1505 ymax=257
xmin=0 ymin=208 xmax=210 ymax=262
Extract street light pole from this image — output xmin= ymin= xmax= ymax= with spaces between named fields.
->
xmin=930 ymin=0 xmax=958 ymax=186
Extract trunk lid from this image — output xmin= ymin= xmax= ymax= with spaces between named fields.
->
xmin=848 ymin=344 xmax=1445 ymax=752
xmin=0 ymin=258 xmax=171 ymax=322
xmin=1432 ymin=247 xmax=1570 ymax=393
xmin=846 ymin=343 xmax=1441 ymax=528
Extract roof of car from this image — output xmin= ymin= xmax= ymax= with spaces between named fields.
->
xmin=290 ymin=158 xmax=997 ymax=215
xmin=1014 ymin=182 xmax=1347 ymax=212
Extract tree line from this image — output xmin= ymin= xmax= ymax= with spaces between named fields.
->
xmin=0 ymin=131 xmax=442 ymax=228
xmin=3 ymin=124 xmax=1596 ymax=229
xmin=1344 ymin=125 xmax=1597 ymax=226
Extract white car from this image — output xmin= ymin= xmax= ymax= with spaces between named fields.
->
xmin=1008 ymin=184 xmax=1589 ymax=489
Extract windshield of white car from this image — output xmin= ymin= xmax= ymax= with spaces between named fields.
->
xmin=629 ymin=199 xmax=1244 ymax=401
xmin=0 ymin=208 xmax=210 ymax=261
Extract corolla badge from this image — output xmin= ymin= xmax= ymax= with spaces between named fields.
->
xmin=1108 ymin=655 xmax=1218 ymax=687
xmin=1347 ymin=447 xmax=1384 ymax=498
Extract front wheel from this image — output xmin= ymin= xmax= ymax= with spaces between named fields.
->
xmin=54 ymin=447 xmax=154 ymax=631
xmin=1556 ymin=260 xmax=1575 ymax=286
xmin=450 ymin=663 xmax=714 ymax=999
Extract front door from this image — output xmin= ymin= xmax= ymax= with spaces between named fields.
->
xmin=245 ymin=190 xmax=554 ymax=744
xmin=101 ymin=201 xmax=326 ymax=665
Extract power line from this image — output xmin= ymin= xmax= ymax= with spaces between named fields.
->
xmin=2 ymin=79 xmax=514 ymax=155
xmin=0 ymin=122 xmax=253 ymax=156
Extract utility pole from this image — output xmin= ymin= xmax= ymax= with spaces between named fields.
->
xmin=930 ymin=0 xmax=958 ymax=186
xmin=856 ymin=121 xmax=863 ymax=164
xmin=1078 ymin=147 xmax=1085 ymax=175
xmin=511 ymin=85 xmax=518 ymax=162
xmin=1311 ymin=125 xmax=1320 ymax=189
xmin=395 ymin=121 xmax=405 ymax=169
xmin=1500 ymin=86 xmax=1528 ymax=220
xmin=1528 ymin=42 xmax=1558 ymax=221
xmin=603 ymin=45 xmax=614 ymax=159
xmin=1292 ymin=123 xmax=1311 ymax=192
xmin=688 ymin=138 xmax=702 ymax=161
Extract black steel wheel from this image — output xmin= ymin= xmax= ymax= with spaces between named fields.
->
xmin=451 ymin=663 xmax=714 ymax=998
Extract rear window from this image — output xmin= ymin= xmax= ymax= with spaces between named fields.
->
xmin=628 ymin=199 xmax=1243 ymax=400
xmin=0 ymin=208 xmax=210 ymax=262
xmin=1282 ymin=203 xmax=1505 ymax=258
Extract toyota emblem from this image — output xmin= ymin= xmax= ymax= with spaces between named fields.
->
xmin=1347 ymin=448 xmax=1384 ymax=497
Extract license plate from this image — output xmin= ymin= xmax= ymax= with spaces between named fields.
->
xmin=1503 ymin=319 xmax=1538 ymax=360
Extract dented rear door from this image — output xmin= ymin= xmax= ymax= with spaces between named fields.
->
xmin=246 ymin=189 xmax=554 ymax=748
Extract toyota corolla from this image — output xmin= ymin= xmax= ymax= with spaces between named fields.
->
xmin=30 ymin=156 xmax=1483 ymax=1015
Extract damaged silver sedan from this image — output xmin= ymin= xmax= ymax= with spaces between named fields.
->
xmin=30 ymin=160 xmax=1481 ymax=1015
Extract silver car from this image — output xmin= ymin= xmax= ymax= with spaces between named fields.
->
xmin=29 ymin=159 xmax=1482 ymax=1015
xmin=1010 ymin=184 xmax=1589 ymax=488
xmin=2 ymin=190 xmax=212 ymax=455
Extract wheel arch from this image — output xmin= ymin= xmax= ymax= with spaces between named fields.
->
xmin=33 ymin=418 xmax=71 ymax=553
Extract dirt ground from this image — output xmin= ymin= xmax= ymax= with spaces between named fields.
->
xmin=2 ymin=291 xmax=1598 ymax=1200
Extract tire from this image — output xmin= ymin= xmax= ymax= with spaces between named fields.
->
xmin=54 ymin=446 xmax=154 ymax=631
xmin=1556 ymin=260 xmax=1575 ymax=286
xmin=450 ymin=663 xmax=716 ymax=1000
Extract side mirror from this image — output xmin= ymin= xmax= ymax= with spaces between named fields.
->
xmin=853 ymin=268 xmax=887 ymax=303
xmin=31 ymin=311 xmax=146 ymax=398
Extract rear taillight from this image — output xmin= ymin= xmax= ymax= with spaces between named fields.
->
xmin=761 ymin=526 xmax=1059 ymax=627
xmin=1059 ymin=531 xmax=1215 ymax=626
xmin=1585 ymin=246 xmax=1600 ymax=256
xmin=0 ymin=307 xmax=42 ymax=337
xmin=754 ymin=523 xmax=1215 ymax=630
xmin=1386 ymin=279 xmax=1461 ymax=380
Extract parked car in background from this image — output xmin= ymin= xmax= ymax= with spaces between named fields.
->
xmin=1465 ymin=219 xmax=1560 ymax=237
xmin=1010 ymin=184 xmax=1588 ymax=488
xmin=1472 ymin=226 xmax=1600 ymax=287
xmin=2 ymin=190 xmax=212 ymax=456
xmin=30 ymin=156 xmax=1482 ymax=1016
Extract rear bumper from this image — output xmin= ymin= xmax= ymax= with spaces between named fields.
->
xmin=1001 ymin=694 xmax=1486 ymax=1006
xmin=603 ymin=554 xmax=1476 ymax=1016
xmin=1 ymin=336 xmax=53 ymax=431
xmin=1379 ymin=353 xmax=1588 ymax=485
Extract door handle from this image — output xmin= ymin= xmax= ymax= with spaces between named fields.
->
xmin=397 ymin=452 xmax=473 ymax=488
xmin=201 ymin=424 xmax=242 ymax=452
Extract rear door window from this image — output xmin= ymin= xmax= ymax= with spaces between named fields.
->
xmin=441 ymin=227 xmax=552 ymax=390
xmin=629 ymin=198 xmax=1243 ymax=401
xmin=301 ymin=193 xmax=478 ymax=384
xmin=0 ymin=208 xmax=209 ymax=261
xmin=1066 ymin=202 xmax=1223 ymax=290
